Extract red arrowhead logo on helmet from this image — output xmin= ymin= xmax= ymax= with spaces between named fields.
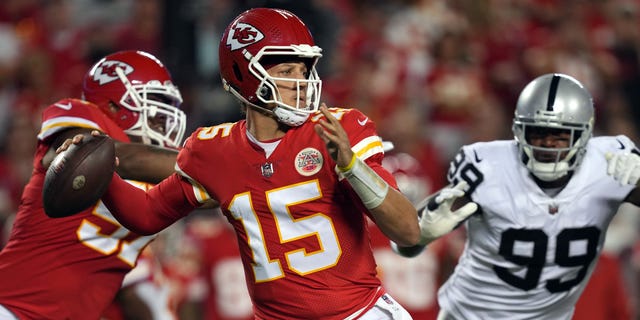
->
xmin=227 ymin=23 xmax=264 ymax=51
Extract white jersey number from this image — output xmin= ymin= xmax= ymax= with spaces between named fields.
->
xmin=76 ymin=182 xmax=155 ymax=266
xmin=229 ymin=180 xmax=342 ymax=282
xmin=447 ymin=149 xmax=484 ymax=195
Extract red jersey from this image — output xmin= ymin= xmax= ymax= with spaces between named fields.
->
xmin=0 ymin=98 xmax=155 ymax=319
xmin=162 ymin=108 xmax=396 ymax=319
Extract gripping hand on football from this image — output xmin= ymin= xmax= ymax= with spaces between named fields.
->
xmin=418 ymin=181 xmax=478 ymax=245
xmin=55 ymin=130 xmax=120 ymax=168
xmin=56 ymin=130 xmax=103 ymax=152
xmin=606 ymin=152 xmax=640 ymax=186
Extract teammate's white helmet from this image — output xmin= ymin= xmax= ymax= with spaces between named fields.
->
xmin=512 ymin=73 xmax=594 ymax=181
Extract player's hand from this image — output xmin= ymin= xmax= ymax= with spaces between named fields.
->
xmin=606 ymin=152 xmax=640 ymax=186
xmin=55 ymin=130 xmax=119 ymax=166
xmin=418 ymin=181 xmax=478 ymax=245
xmin=314 ymin=103 xmax=353 ymax=167
xmin=56 ymin=130 xmax=102 ymax=153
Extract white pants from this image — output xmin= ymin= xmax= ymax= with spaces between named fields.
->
xmin=357 ymin=294 xmax=413 ymax=320
xmin=0 ymin=305 xmax=17 ymax=320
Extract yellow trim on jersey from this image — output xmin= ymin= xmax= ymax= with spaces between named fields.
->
xmin=192 ymin=185 xmax=211 ymax=203
xmin=352 ymin=136 xmax=384 ymax=161
xmin=38 ymin=117 xmax=102 ymax=141
xmin=175 ymin=164 xmax=212 ymax=204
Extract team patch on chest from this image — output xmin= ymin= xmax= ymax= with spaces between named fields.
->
xmin=295 ymin=148 xmax=323 ymax=176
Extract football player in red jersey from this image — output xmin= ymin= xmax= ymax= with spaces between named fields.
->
xmin=98 ymin=8 xmax=420 ymax=320
xmin=0 ymin=50 xmax=186 ymax=319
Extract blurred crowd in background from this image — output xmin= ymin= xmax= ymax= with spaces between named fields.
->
xmin=1 ymin=0 xmax=640 ymax=319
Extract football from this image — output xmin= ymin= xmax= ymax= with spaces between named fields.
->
xmin=43 ymin=134 xmax=116 ymax=218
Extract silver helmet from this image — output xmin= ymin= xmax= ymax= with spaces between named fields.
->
xmin=512 ymin=73 xmax=594 ymax=181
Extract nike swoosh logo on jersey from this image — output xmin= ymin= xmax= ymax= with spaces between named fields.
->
xmin=357 ymin=117 xmax=368 ymax=126
xmin=473 ymin=150 xmax=482 ymax=162
xmin=54 ymin=102 xmax=72 ymax=110
xmin=616 ymin=139 xmax=625 ymax=150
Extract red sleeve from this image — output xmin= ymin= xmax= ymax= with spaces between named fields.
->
xmin=102 ymin=172 xmax=197 ymax=235
xmin=338 ymin=108 xmax=400 ymax=190
xmin=39 ymin=98 xmax=129 ymax=143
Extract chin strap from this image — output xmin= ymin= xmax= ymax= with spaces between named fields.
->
xmin=273 ymin=105 xmax=310 ymax=127
xmin=529 ymin=160 xmax=570 ymax=181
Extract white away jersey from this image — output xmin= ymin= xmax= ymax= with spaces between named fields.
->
xmin=438 ymin=135 xmax=637 ymax=320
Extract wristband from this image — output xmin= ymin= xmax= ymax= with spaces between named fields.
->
xmin=339 ymin=155 xmax=389 ymax=209
xmin=337 ymin=153 xmax=358 ymax=172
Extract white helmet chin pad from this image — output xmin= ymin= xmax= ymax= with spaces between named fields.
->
xmin=521 ymin=142 xmax=579 ymax=181
xmin=527 ymin=158 xmax=570 ymax=181
xmin=273 ymin=106 xmax=311 ymax=127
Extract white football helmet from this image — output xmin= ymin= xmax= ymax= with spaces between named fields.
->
xmin=512 ymin=73 xmax=594 ymax=181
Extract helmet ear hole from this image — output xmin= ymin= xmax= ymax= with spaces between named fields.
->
xmin=573 ymin=130 xmax=583 ymax=143
xmin=258 ymin=85 xmax=271 ymax=99
xmin=232 ymin=63 xmax=243 ymax=82
xmin=107 ymin=101 xmax=120 ymax=113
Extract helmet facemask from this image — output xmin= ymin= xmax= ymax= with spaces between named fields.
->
xmin=513 ymin=121 xmax=591 ymax=181
xmin=245 ymin=44 xmax=322 ymax=127
xmin=115 ymin=67 xmax=186 ymax=148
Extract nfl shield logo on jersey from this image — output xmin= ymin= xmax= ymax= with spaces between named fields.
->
xmin=261 ymin=162 xmax=274 ymax=178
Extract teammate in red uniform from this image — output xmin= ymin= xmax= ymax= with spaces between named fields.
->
xmin=99 ymin=8 xmax=420 ymax=320
xmin=0 ymin=50 xmax=185 ymax=319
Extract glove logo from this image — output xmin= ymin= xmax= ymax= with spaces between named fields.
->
xmin=227 ymin=23 xmax=264 ymax=50
xmin=93 ymin=60 xmax=133 ymax=85
xmin=295 ymin=148 xmax=323 ymax=176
